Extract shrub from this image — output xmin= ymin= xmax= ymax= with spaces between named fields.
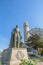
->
xmin=20 ymin=59 xmax=37 ymax=65
xmin=40 ymin=56 xmax=43 ymax=61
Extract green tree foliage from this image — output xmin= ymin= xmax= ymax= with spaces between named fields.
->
xmin=27 ymin=34 xmax=40 ymax=49
xmin=27 ymin=28 xmax=43 ymax=49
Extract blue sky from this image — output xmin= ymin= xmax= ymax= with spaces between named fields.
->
xmin=0 ymin=0 xmax=43 ymax=51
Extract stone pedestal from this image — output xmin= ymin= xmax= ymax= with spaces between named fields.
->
xmin=1 ymin=48 xmax=28 ymax=65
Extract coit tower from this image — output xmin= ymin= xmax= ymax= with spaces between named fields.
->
xmin=24 ymin=21 xmax=30 ymax=43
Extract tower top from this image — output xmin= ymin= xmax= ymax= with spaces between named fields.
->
xmin=24 ymin=21 xmax=29 ymax=27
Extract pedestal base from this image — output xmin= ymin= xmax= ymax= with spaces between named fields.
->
xmin=1 ymin=48 xmax=28 ymax=65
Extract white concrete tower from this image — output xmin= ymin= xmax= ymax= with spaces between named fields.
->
xmin=24 ymin=21 xmax=30 ymax=43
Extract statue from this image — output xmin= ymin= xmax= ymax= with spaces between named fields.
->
xmin=10 ymin=25 xmax=22 ymax=48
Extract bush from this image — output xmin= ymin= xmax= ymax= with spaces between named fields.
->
xmin=20 ymin=59 xmax=37 ymax=65
xmin=0 ymin=61 xmax=1 ymax=65
xmin=40 ymin=56 xmax=43 ymax=61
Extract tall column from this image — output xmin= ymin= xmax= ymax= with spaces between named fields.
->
xmin=24 ymin=21 xmax=30 ymax=43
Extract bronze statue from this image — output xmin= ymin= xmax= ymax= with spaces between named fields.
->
xmin=10 ymin=25 xmax=22 ymax=48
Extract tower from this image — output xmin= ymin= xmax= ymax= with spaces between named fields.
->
xmin=24 ymin=21 xmax=30 ymax=43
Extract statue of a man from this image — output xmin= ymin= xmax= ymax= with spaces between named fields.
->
xmin=10 ymin=25 xmax=22 ymax=48
xmin=14 ymin=25 xmax=20 ymax=48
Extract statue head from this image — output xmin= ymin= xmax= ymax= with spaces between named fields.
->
xmin=16 ymin=25 xmax=20 ymax=33
xmin=16 ymin=25 xmax=18 ymax=28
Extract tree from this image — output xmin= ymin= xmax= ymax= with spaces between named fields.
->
xmin=27 ymin=28 xmax=43 ymax=49
xmin=27 ymin=34 xmax=40 ymax=49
